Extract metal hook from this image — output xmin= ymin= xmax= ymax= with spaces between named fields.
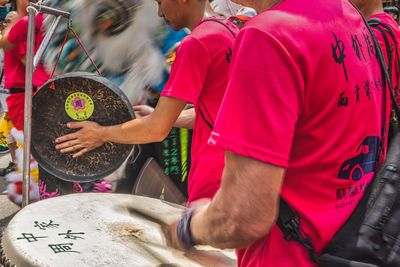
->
xmin=26 ymin=5 xmax=39 ymax=15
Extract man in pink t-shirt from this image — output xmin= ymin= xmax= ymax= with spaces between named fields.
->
xmin=162 ymin=0 xmax=390 ymax=266
xmin=161 ymin=18 xmax=237 ymax=202
xmin=55 ymin=0 xmax=237 ymax=202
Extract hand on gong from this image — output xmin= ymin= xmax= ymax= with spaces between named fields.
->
xmin=55 ymin=121 xmax=105 ymax=158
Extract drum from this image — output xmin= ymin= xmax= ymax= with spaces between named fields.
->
xmin=31 ymin=72 xmax=134 ymax=183
xmin=0 ymin=193 xmax=237 ymax=267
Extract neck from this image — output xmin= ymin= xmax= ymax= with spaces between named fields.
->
xmin=357 ymin=0 xmax=384 ymax=18
xmin=250 ymin=0 xmax=282 ymax=14
xmin=186 ymin=0 xmax=207 ymax=30
xmin=17 ymin=6 xmax=28 ymax=17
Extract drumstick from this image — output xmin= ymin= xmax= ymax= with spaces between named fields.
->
xmin=127 ymin=208 xmax=185 ymax=267
xmin=127 ymin=198 xmax=184 ymax=225
xmin=127 ymin=207 xmax=168 ymax=226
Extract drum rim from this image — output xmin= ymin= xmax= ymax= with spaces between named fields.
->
xmin=31 ymin=72 xmax=135 ymax=182
xmin=0 ymin=229 xmax=15 ymax=267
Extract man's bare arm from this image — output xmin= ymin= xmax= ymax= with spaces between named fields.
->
xmin=164 ymin=151 xmax=285 ymax=249
xmin=134 ymin=105 xmax=195 ymax=129
xmin=55 ymin=96 xmax=187 ymax=157
xmin=0 ymin=11 xmax=18 ymax=51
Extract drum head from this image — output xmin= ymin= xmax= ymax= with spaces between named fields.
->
xmin=1 ymin=193 xmax=237 ymax=267
xmin=32 ymin=72 xmax=134 ymax=182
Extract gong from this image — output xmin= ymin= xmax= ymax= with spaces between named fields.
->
xmin=31 ymin=72 xmax=134 ymax=182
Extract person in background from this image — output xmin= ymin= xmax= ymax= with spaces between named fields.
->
xmin=0 ymin=10 xmax=18 ymax=176
xmin=0 ymin=11 xmax=9 ymax=155
xmin=0 ymin=0 xmax=50 ymax=205
xmin=162 ymin=0 xmax=389 ymax=266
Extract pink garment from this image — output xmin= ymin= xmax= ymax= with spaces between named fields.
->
xmin=161 ymin=18 xmax=237 ymax=202
xmin=369 ymin=13 xmax=400 ymax=106
xmin=5 ymin=14 xmax=50 ymax=130
xmin=209 ymin=0 xmax=390 ymax=266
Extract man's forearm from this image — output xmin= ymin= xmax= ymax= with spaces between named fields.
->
xmin=188 ymin=152 xmax=284 ymax=249
xmin=102 ymin=96 xmax=187 ymax=144
xmin=102 ymin=115 xmax=170 ymax=144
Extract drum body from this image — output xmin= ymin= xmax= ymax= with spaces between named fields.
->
xmin=32 ymin=72 xmax=134 ymax=183
xmin=1 ymin=193 xmax=236 ymax=267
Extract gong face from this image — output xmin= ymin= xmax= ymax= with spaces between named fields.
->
xmin=32 ymin=72 xmax=134 ymax=182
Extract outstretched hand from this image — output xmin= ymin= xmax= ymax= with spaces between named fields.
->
xmin=55 ymin=121 xmax=105 ymax=158
xmin=133 ymin=105 xmax=154 ymax=118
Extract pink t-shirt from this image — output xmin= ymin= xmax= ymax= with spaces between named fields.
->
xmin=209 ymin=0 xmax=389 ymax=266
xmin=161 ymin=18 xmax=237 ymax=202
xmin=5 ymin=14 xmax=50 ymax=89
xmin=369 ymin=13 xmax=400 ymax=106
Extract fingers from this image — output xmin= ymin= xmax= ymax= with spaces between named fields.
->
xmin=58 ymin=142 xmax=83 ymax=153
xmin=72 ymin=148 xmax=90 ymax=158
xmin=55 ymin=133 xmax=77 ymax=144
xmin=133 ymin=105 xmax=154 ymax=117
xmin=55 ymin=121 xmax=88 ymax=144
xmin=54 ymin=121 xmax=99 ymax=158
xmin=55 ymin=139 xmax=92 ymax=158
xmin=67 ymin=121 xmax=87 ymax=129
xmin=133 ymin=105 xmax=145 ymax=111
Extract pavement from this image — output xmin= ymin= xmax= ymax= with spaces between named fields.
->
xmin=0 ymin=152 xmax=20 ymax=231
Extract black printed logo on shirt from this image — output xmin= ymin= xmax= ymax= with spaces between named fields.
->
xmin=331 ymin=32 xmax=348 ymax=82
xmin=337 ymin=136 xmax=380 ymax=181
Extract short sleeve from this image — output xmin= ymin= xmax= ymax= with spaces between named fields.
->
xmin=209 ymin=27 xmax=305 ymax=168
xmin=161 ymin=36 xmax=211 ymax=105
xmin=7 ymin=18 xmax=27 ymax=44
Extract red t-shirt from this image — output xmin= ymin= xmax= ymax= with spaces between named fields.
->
xmin=209 ymin=0 xmax=389 ymax=266
xmin=369 ymin=13 xmax=400 ymax=106
xmin=5 ymin=14 xmax=50 ymax=89
xmin=161 ymin=18 xmax=237 ymax=202
xmin=5 ymin=14 xmax=50 ymax=130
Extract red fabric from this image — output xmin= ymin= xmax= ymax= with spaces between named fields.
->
xmin=5 ymin=14 xmax=50 ymax=130
xmin=161 ymin=18 xmax=237 ymax=202
xmin=6 ymin=93 xmax=25 ymax=130
xmin=209 ymin=0 xmax=390 ymax=266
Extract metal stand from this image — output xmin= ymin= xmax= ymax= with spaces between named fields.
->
xmin=23 ymin=3 xmax=70 ymax=207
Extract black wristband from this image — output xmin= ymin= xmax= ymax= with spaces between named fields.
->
xmin=176 ymin=208 xmax=196 ymax=249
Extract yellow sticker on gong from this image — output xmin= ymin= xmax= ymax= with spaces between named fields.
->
xmin=65 ymin=92 xmax=94 ymax=121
